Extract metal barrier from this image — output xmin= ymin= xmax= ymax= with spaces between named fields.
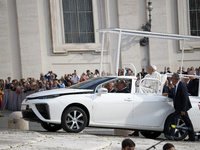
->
xmin=1 ymin=90 xmax=35 ymax=111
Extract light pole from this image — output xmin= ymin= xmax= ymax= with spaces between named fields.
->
xmin=140 ymin=1 xmax=153 ymax=46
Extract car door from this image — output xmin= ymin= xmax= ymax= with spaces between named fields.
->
xmin=132 ymin=94 xmax=173 ymax=128
xmin=92 ymin=92 xmax=134 ymax=126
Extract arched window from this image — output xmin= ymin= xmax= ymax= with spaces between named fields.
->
xmin=62 ymin=0 xmax=95 ymax=43
xmin=189 ymin=0 xmax=200 ymax=36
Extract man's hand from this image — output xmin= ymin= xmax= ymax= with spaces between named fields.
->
xmin=181 ymin=111 xmax=185 ymax=116
xmin=162 ymin=93 xmax=168 ymax=96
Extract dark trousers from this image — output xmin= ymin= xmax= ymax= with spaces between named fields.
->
xmin=170 ymin=111 xmax=195 ymax=140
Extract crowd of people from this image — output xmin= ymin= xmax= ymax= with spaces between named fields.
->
xmin=0 ymin=66 xmax=199 ymax=94
xmin=0 ymin=69 xmax=101 ymax=94
xmin=0 ymin=69 xmax=100 ymax=116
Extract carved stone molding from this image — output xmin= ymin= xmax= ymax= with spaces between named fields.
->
xmin=49 ymin=0 xmax=107 ymax=55
xmin=50 ymin=49 xmax=108 ymax=56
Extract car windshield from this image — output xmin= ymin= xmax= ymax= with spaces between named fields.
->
xmin=68 ymin=77 xmax=115 ymax=90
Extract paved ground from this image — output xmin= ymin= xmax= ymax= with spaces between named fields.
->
xmin=0 ymin=110 xmax=200 ymax=150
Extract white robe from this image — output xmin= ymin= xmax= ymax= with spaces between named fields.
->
xmin=141 ymin=71 xmax=161 ymax=93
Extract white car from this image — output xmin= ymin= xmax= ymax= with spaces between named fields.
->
xmin=21 ymin=76 xmax=200 ymax=140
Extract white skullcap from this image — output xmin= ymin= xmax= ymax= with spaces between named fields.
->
xmin=151 ymin=65 xmax=157 ymax=71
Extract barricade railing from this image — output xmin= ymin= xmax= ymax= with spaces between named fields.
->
xmin=1 ymin=90 xmax=35 ymax=111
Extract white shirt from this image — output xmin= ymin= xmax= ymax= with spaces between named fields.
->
xmin=175 ymin=81 xmax=180 ymax=96
xmin=71 ymin=75 xmax=80 ymax=83
xmin=94 ymin=74 xmax=99 ymax=78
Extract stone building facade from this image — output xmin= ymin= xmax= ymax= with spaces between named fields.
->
xmin=0 ymin=0 xmax=199 ymax=80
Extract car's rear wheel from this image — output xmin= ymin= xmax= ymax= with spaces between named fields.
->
xmin=140 ymin=131 xmax=162 ymax=139
xmin=61 ymin=106 xmax=87 ymax=133
xmin=41 ymin=122 xmax=62 ymax=132
xmin=164 ymin=116 xmax=188 ymax=140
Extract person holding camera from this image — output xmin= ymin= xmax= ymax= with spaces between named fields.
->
xmin=58 ymin=80 xmax=65 ymax=88
xmin=44 ymin=71 xmax=57 ymax=82
xmin=64 ymin=74 xmax=72 ymax=87
xmin=80 ymin=73 xmax=88 ymax=82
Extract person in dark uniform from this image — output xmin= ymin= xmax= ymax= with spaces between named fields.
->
xmin=187 ymin=70 xmax=199 ymax=96
xmin=106 ymin=82 xmax=116 ymax=93
xmin=116 ymin=81 xmax=130 ymax=93
xmin=140 ymin=68 xmax=148 ymax=78
xmin=167 ymin=73 xmax=195 ymax=141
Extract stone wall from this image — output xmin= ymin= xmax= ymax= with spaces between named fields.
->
xmin=0 ymin=0 xmax=199 ymax=80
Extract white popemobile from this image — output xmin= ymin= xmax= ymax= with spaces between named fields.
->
xmin=21 ymin=29 xmax=200 ymax=140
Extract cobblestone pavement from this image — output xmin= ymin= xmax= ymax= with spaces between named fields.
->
xmin=0 ymin=110 xmax=199 ymax=150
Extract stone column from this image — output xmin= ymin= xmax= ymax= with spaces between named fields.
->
xmin=117 ymin=0 xmax=144 ymax=72
xmin=149 ymin=0 xmax=171 ymax=71
xmin=16 ymin=0 xmax=43 ymax=78
xmin=0 ymin=0 xmax=13 ymax=78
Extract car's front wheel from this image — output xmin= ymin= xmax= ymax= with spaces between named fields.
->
xmin=41 ymin=122 xmax=62 ymax=132
xmin=140 ymin=131 xmax=162 ymax=139
xmin=61 ymin=106 xmax=88 ymax=133
xmin=164 ymin=116 xmax=188 ymax=140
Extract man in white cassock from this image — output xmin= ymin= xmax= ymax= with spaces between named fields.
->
xmin=140 ymin=65 xmax=161 ymax=93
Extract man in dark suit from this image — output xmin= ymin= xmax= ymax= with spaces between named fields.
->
xmin=117 ymin=81 xmax=130 ymax=93
xmin=167 ymin=73 xmax=195 ymax=141
xmin=187 ymin=70 xmax=199 ymax=96
xmin=106 ymin=82 xmax=116 ymax=93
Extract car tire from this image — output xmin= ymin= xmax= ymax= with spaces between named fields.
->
xmin=41 ymin=122 xmax=62 ymax=132
xmin=61 ymin=106 xmax=88 ymax=133
xmin=140 ymin=131 xmax=162 ymax=139
xmin=164 ymin=116 xmax=188 ymax=140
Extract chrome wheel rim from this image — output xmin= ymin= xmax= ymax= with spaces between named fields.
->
xmin=172 ymin=118 xmax=187 ymax=139
xmin=66 ymin=110 xmax=84 ymax=130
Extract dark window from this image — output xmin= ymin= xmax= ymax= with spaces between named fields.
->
xmin=62 ymin=0 xmax=95 ymax=43
xmin=189 ymin=0 xmax=200 ymax=36
xmin=68 ymin=77 xmax=115 ymax=91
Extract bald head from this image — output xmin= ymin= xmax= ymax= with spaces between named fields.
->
xmin=106 ymin=82 xmax=114 ymax=92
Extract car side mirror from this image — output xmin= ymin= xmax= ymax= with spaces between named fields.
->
xmin=98 ymin=88 xmax=108 ymax=95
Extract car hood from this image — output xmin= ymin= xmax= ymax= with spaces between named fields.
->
xmin=26 ymin=88 xmax=93 ymax=99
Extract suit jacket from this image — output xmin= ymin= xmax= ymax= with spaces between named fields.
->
xmin=169 ymin=81 xmax=192 ymax=112
xmin=117 ymin=88 xmax=130 ymax=93
xmin=109 ymin=89 xmax=116 ymax=93
xmin=187 ymin=78 xmax=199 ymax=96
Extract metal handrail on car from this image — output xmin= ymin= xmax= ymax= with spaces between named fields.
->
xmin=139 ymin=78 xmax=162 ymax=94
xmin=179 ymin=74 xmax=200 ymax=97
xmin=123 ymin=63 xmax=137 ymax=77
